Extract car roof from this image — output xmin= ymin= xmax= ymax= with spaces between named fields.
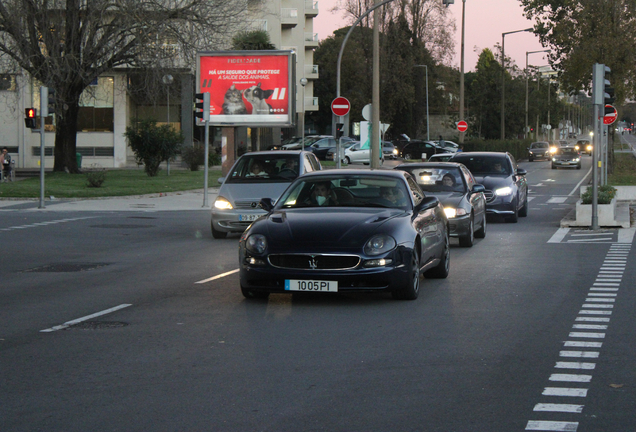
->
xmin=397 ymin=161 xmax=465 ymax=169
xmin=451 ymin=151 xmax=510 ymax=157
xmin=299 ymin=168 xmax=411 ymax=180
xmin=239 ymin=150 xmax=306 ymax=157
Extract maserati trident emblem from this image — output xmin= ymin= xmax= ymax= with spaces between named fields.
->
xmin=251 ymin=202 xmax=258 ymax=208
xmin=309 ymin=255 xmax=318 ymax=269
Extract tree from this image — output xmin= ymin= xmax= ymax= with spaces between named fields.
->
xmin=520 ymin=0 xmax=636 ymax=103
xmin=0 ymin=0 xmax=249 ymax=173
xmin=232 ymin=30 xmax=276 ymax=50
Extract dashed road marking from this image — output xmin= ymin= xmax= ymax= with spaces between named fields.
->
xmin=0 ymin=216 xmax=97 ymax=232
xmin=526 ymin=243 xmax=630 ymax=431
xmin=40 ymin=304 xmax=132 ymax=333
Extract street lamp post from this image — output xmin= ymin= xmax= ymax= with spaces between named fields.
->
xmin=525 ymin=50 xmax=549 ymax=139
xmin=414 ymin=65 xmax=429 ymax=141
xmin=299 ymin=77 xmax=307 ymax=143
xmin=501 ymin=28 xmax=533 ymax=140
xmin=162 ymin=74 xmax=174 ymax=175
xmin=459 ymin=0 xmax=466 ymax=144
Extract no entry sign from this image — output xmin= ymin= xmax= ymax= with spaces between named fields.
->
xmin=457 ymin=120 xmax=468 ymax=132
xmin=604 ymin=104 xmax=617 ymax=125
xmin=331 ymin=97 xmax=351 ymax=116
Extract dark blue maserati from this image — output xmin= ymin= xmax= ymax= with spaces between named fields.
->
xmin=238 ymin=169 xmax=450 ymax=300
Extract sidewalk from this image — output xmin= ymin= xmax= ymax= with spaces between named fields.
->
xmin=0 ymin=189 xmax=219 ymax=212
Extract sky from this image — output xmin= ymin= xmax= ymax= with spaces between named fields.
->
xmin=313 ymin=0 xmax=549 ymax=72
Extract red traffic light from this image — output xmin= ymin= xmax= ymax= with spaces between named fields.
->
xmin=25 ymin=107 xmax=36 ymax=118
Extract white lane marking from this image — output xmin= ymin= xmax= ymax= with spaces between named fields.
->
xmin=572 ymin=324 xmax=608 ymax=330
xmin=555 ymin=362 xmax=596 ymax=370
xmin=548 ymin=228 xmax=569 ymax=243
xmin=575 ymin=316 xmax=611 ymax=321
xmin=526 ymin=420 xmax=579 ymax=431
xmin=578 ymin=309 xmax=612 ymax=314
xmin=547 ymin=197 xmax=568 ymax=204
xmin=568 ymin=166 xmax=592 ymax=196
xmin=592 ymin=283 xmax=620 ymax=286
xmin=560 ymin=351 xmax=599 ymax=358
xmin=567 ymin=238 xmax=613 ymax=243
xmin=542 ymin=387 xmax=588 ymax=397
xmin=569 ymin=331 xmax=606 ymax=338
xmin=533 ymin=403 xmax=584 ymax=413
xmin=40 ymin=304 xmax=132 ymax=333
xmin=584 ymin=297 xmax=615 ymax=302
xmin=564 ymin=341 xmax=603 ymax=347
xmin=586 ymin=293 xmax=617 ymax=297
xmin=528 ymin=196 xmax=536 ymax=202
xmin=195 ymin=268 xmax=240 ymax=284
xmin=549 ymin=374 xmax=592 ymax=383
xmin=2 ymin=216 xmax=97 ymax=232
xmin=589 ymin=288 xmax=619 ymax=292
xmin=532 ymin=183 xmax=545 ymax=187
xmin=595 ymin=279 xmax=621 ymax=282
xmin=570 ymin=233 xmax=612 ymax=237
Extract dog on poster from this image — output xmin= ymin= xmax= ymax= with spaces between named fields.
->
xmin=243 ymin=83 xmax=274 ymax=115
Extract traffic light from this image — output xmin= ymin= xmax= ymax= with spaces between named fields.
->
xmin=41 ymin=87 xmax=55 ymax=116
xmin=603 ymin=67 xmax=614 ymax=107
xmin=24 ymin=108 xmax=36 ymax=128
xmin=335 ymin=122 xmax=344 ymax=139
xmin=194 ymin=92 xmax=210 ymax=122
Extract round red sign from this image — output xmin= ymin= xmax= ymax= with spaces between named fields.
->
xmin=603 ymin=104 xmax=617 ymax=125
xmin=331 ymin=97 xmax=351 ymax=117
xmin=457 ymin=120 xmax=468 ymax=132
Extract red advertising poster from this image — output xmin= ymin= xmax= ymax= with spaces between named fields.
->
xmin=197 ymin=51 xmax=293 ymax=126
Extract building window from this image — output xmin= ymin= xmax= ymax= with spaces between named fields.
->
xmin=33 ymin=76 xmax=114 ymax=132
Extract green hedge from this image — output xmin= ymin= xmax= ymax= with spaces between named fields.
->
xmin=461 ymin=139 xmax=534 ymax=161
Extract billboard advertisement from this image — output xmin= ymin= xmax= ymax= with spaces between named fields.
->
xmin=196 ymin=50 xmax=295 ymax=127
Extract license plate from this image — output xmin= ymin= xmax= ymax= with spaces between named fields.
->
xmin=239 ymin=214 xmax=260 ymax=222
xmin=285 ymin=279 xmax=338 ymax=292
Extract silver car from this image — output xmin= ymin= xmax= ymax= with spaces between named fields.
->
xmin=344 ymin=141 xmax=384 ymax=165
xmin=211 ymin=151 xmax=322 ymax=238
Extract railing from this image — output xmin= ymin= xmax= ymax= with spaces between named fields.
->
xmin=281 ymin=8 xmax=298 ymax=18
xmin=305 ymin=1 xmax=318 ymax=12
xmin=304 ymin=33 xmax=319 ymax=42
xmin=305 ymin=64 xmax=319 ymax=76
xmin=305 ymin=97 xmax=319 ymax=107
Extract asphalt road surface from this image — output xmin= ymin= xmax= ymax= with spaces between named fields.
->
xmin=1 ymin=155 xmax=635 ymax=432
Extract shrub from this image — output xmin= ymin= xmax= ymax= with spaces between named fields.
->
xmin=181 ymin=145 xmax=222 ymax=171
xmin=125 ymin=119 xmax=183 ymax=176
xmin=580 ymin=184 xmax=617 ymax=204
xmin=85 ymin=164 xmax=106 ymax=187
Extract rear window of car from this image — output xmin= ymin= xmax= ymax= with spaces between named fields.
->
xmin=531 ymin=142 xmax=549 ymax=148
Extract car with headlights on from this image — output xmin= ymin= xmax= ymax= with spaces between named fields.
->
xmin=211 ymin=151 xmax=322 ymax=239
xmin=527 ymin=141 xmax=551 ymax=161
xmin=395 ymin=162 xmax=486 ymax=247
xmin=551 ymin=146 xmax=582 ymax=169
xmin=239 ymin=169 xmax=450 ymax=300
xmin=449 ymin=152 xmax=528 ymax=223
xmin=576 ymin=139 xmax=593 ymax=155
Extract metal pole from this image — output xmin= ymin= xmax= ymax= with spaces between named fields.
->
xmin=501 ymin=33 xmax=505 ymax=140
xmin=592 ymin=103 xmax=599 ymax=230
xmin=371 ymin=0 xmax=380 ymax=169
xmin=203 ymin=118 xmax=210 ymax=208
xmin=425 ymin=66 xmax=429 ymax=141
xmin=525 ymin=52 xmax=529 ymax=139
xmin=39 ymin=86 xmax=45 ymax=209
xmin=459 ymin=0 xmax=465 ymax=144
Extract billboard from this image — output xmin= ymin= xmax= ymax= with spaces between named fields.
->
xmin=196 ymin=50 xmax=295 ymax=127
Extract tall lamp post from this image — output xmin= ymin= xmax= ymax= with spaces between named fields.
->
xmin=162 ymin=74 xmax=174 ymax=175
xmin=299 ymin=77 xmax=307 ymax=143
xmin=414 ymin=65 xmax=429 ymax=140
xmin=459 ymin=0 xmax=466 ymax=144
xmin=525 ymin=50 xmax=549 ymax=139
xmin=501 ymin=27 xmax=533 ymax=140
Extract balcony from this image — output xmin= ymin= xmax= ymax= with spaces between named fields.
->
xmin=305 ymin=64 xmax=319 ymax=79
xmin=304 ymin=32 xmax=319 ymax=48
xmin=305 ymin=0 xmax=318 ymax=16
xmin=281 ymin=8 xmax=298 ymax=28
xmin=305 ymin=97 xmax=319 ymax=111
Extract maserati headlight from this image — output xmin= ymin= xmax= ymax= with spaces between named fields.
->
xmin=364 ymin=235 xmax=396 ymax=256
xmin=495 ymin=186 xmax=513 ymax=196
xmin=214 ymin=197 xmax=233 ymax=210
xmin=444 ymin=207 xmax=467 ymax=218
xmin=246 ymin=234 xmax=268 ymax=254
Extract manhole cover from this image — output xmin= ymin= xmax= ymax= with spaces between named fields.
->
xmin=90 ymin=224 xmax=154 ymax=229
xmin=21 ymin=263 xmax=110 ymax=273
xmin=69 ymin=321 xmax=128 ymax=330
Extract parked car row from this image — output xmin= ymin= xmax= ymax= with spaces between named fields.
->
xmin=213 ymin=148 xmax=528 ymax=302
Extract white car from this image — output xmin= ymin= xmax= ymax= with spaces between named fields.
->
xmin=427 ymin=153 xmax=455 ymax=162
xmin=435 ymin=140 xmax=459 ymax=153
xmin=343 ymin=141 xmax=384 ymax=165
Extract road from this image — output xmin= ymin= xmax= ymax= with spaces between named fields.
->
xmin=1 ymin=154 xmax=635 ymax=432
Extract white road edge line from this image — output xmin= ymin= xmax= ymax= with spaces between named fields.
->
xmin=195 ymin=269 xmax=240 ymax=284
xmin=40 ymin=304 xmax=132 ymax=333
xmin=569 ymin=166 xmax=593 ymax=196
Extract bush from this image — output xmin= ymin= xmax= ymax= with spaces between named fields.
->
xmin=580 ymin=184 xmax=617 ymax=204
xmin=85 ymin=165 xmax=106 ymax=187
xmin=125 ymin=119 xmax=183 ymax=176
xmin=181 ymin=145 xmax=222 ymax=171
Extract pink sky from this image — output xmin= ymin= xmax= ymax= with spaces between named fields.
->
xmin=313 ymin=0 xmax=549 ymax=72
